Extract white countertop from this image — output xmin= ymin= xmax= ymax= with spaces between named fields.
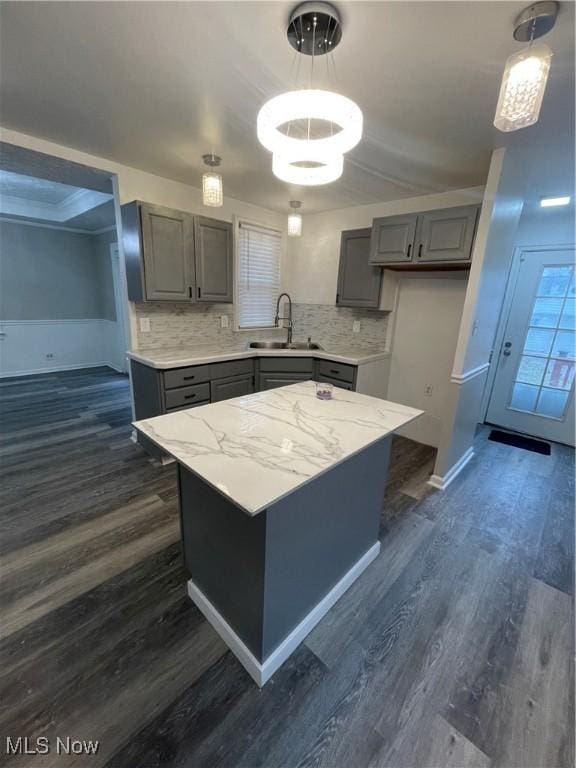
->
xmin=133 ymin=381 xmax=422 ymax=516
xmin=127 ymin=343 xmax=389 ymax=369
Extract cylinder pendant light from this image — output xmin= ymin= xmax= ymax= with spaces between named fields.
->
xmin=494 ymin=2 xmax=558 ymax=133
xmin=287 ymin=201 xmax=303 ymax=237
xmin=202 ymin=154 xmax=223 ymax=207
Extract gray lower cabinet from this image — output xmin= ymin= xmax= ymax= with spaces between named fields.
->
xmin=195 ymin=217 xmax=233 ymax=302
xmin=258 ymin=373 xmax=313 ymax=390
xmin=122 ymin=201 xmax=233 ymax=303
xmin=336 ymin=228 xmax=381 ymax=308
xmin=315 ymin=375 xmax=353 ymax=391
xmin=369 ymin=214 xmax=418 ymax=265
xmin=415 ymin=206 xmax=479 ymax=263
xmin=257 ymin=357 xmax=314 ymax=390
xmin=369 ymin=205 xmax=479 ymax=267
xmin=211 ymin=374 xmax=254 ymax=402
xmin=131 ymin=355 xmax=359 ymax=457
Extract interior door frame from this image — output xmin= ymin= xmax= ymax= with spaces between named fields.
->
xmin=481 ymin=242 xmax=576 ymax=424
xmin=109 ymin=241 xmax=130 ymax=373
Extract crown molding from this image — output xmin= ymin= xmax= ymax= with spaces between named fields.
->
xmin=0 ymin=188 xmax=112 ymax=223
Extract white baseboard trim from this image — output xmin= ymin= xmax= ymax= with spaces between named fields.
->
xmin=0 ymin=361 xmax=120 ymax=379
xmin=428 ymin=447 xmax=475 ymax=491
xmin=187 ymin=541 xmax=381 ymax=687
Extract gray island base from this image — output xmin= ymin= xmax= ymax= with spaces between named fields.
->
xmin=133 ymin=381 xmax=422 ymax=685
xmin=180 ymin=437 xmax=390 ymax=686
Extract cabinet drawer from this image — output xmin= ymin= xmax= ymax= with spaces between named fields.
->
xmin=210 ymin=374 xmax=254 ymax=403
xmin=258 ymin=357 xmax=314 ymax=374
xmin=317 ymin=360 xmax=356 ymax=384
xmin=317 ymin=375 xmax=354 ymax=391
xmin=257 ymin=373 xmax=312 ymax=391
xmin=210 ymin=359 xmax=253 ymax=380
xmin=166 ymin=400 xmax=210 ymax=413
xmin=163 ymin=365 xmax=211 ymax=390
xmin=165 ymin=382 xmax=210 ymax=409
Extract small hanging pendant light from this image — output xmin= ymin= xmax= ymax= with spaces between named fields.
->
xmin=494 ymin=1 xmax=558 ymax=133
xmin=202 ymin=154 xmax=223 ymax=207
xmin=287 ymin=201 xmax=303 ymax=237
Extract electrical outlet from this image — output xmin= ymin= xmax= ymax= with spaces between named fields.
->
xmin=352 ymin=320 xmax=361 ymax=334
xmin=424 ymin=385 xmax=434 ymax=397
xmin=139 ymin=317 xmax=151 ymax=333
xmin=46 ymin=353 xmax=54 ymax=360
xmin=221 ymin=315 xmax=229 ymax=329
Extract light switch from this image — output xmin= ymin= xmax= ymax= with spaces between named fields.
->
xmin=139 ymin=317 xmax=151 ymax=333
xmin=353 ymin=321 xmax=361 ymax=334
xmin=221 ymin=315 xmax=229 ymax=329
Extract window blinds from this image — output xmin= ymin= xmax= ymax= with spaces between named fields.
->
xmin=237 ymin=222 xmax=282 ymax=329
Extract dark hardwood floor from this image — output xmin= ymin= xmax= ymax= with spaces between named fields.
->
xmin=0 ymin=367 xmax=573 ymax=768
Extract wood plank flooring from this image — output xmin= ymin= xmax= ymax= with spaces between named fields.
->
xmin=0 ymin=367 xmax=573 ymax=767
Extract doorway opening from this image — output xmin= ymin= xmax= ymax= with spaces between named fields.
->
xmin=0 ymin=143 xmax=130 ymax=377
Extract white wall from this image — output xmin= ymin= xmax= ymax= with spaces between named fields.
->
xmin=514 ymin=202 xmax=575 ymax=247
xmin=388 ymin=273 xmax=468 ymax=448
xmin=286 ymin=187 xmax=484 ymax=305
xmin=433 ymin=146 xmax=527 ymax=482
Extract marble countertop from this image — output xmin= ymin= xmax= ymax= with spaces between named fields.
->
xmin=133 ymin=381 xmax=422 ymax=516
xmin=128 ymin=343 xmax=389 ymax=369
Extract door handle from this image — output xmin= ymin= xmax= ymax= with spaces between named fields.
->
xmin=406 ymin=244 xmax=412 ymax=259
xmin=503 ymin=350 xmax=511 ymax=357
xmin=417 ymin=244 xmax=423 ymax=259
xmin=502 ymin=340 xmax=512 ymax=356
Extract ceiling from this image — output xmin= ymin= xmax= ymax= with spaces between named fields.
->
xmin=0 ymin=170 xmax=115 ymax=231
xmin=0 ymin=2 xmax=574 ymax=213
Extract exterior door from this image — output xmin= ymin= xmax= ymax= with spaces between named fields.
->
xmin=486 ymin=247 xmax=575 ymax=445
xmin=337 ymin=228 xmax=381 ymax=308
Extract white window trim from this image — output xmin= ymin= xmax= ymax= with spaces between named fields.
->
xmin=233 ymin=215 xmax=283 ymax=333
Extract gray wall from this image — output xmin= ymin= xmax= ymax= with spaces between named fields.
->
xmin=0 ymin=220 xmax=116 ymax=321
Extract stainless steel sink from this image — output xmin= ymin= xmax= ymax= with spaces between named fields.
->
xmin=249 ymin=341 xmax=289 ymax=349
xmin=248 ymin=341 xmax=323 ymax=350
xmin=286 ymin=342 xmax=323 ymax=350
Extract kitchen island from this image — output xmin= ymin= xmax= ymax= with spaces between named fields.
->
xmin=133 ymin=381 xmax=422 ymax=685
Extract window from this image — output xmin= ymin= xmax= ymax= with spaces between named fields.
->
xmin=236 ymin=221 xmax=282 ymax=329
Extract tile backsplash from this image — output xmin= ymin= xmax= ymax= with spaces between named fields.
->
xmin=134 ymin=302 xmax=390 ymax=351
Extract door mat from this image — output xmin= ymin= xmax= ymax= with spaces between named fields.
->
xmin=489 ymin=429 xmax=551 ymax=456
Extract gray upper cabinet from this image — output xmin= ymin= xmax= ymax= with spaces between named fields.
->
xmin=195 ymin=217 xmax=233 ymax=303
xmin=337 ymin=228 xmax=381 ymax=308
xmin=122 ymin=201 xmax=233 ymax=303
xmin=369 ymin=214 xmax=418 ymax=265
xmin=140 ymin=204 xmax=194 ymax=301
xmin=415 ymin=206 xmax=479 ymax=263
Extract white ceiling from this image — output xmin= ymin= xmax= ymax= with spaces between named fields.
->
xmin=0 ymin=1 xmax=574 ymax=213
xmin=0 ymin=170 xmax=114 ymax=229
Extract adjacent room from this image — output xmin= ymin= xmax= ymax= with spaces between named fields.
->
xmin=0 ymin=2 xmax=573 ymax=767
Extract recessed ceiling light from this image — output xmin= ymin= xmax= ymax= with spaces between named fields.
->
xmin=540 ymin=196 xmax=571 ymax=207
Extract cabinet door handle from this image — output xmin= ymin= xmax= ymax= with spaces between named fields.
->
xmin=188 ymin=286 xmax=192 ymax=298
xmin=183 ymin=375 xmax=196 ymax=381
xmin=197 ymin=287 xmax=201 ymax=299
xmin=330 ymin=369 xmax=339 ymax=375
xmin=184 ymin=393 xmax=197 ymax=400
xmin=336 ymin=293 xmax=340 ymax=304
xmin=407 ymin=243 xmax=412 ymax=259
xmin=418 ymin=244 xmax=423 ymax=259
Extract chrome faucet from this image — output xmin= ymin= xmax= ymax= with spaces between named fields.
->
xmin=274 ymin=292 xmax=293 ymax=345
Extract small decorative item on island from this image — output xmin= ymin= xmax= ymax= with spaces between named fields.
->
xmin=316 ymin=381 xmax=334 ymax=400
